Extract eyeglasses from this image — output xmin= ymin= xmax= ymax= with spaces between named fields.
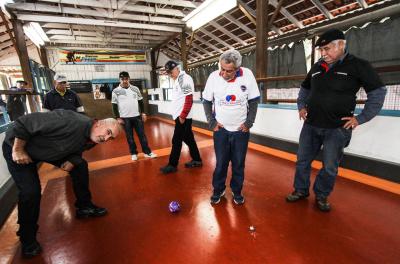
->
xmin=59 ymin=81 xmax=67 ymax=84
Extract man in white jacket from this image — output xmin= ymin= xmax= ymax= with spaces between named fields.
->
xmin=160 ymin=61 xmax=202 ymax=174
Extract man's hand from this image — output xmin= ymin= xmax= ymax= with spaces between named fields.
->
xmin=179 ymin=117 xmax=185 ymax=124
xmin=12 ymin=150 xmax=33 ymax=164
xmin=341 ymin=116 xmax=359 ymax=130
xmin=299 ymin=108 xmax=307 ymax=120
xmin=141 ymin=113 xmax=147 ymax=122
xmin=117 ymin=118 xmax=124 ymax=125
xmin=12 ymin=138 xmax=32 ymax=164
xmin=213 ymin=122 xmax=224 ymax=132
xmin=60 ymin=161 xmax=74 ymax=172
xmin=238 ymin=123 xmax=249 ymax=132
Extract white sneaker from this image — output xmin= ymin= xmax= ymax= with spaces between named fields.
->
xmin=131 ymin=154 xmax=138 ymax=161
xmin=144 ymin=152 xmax=158 ymax=158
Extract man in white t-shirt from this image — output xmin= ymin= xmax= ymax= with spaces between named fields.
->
xmin=112 ymin=71 xmax=157 ymax=161
xmin=160 ymin=61 xmax=202 ymax=174
xmin=203 ymin=49 xmax=260 ymax=205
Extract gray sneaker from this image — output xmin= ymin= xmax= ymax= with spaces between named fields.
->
xmin=286 ymin=191 xmax=309 ymax=202
xmin=160 ymin=164 xmax=177 ymax=174
xmin=184 ymin=160 xmax=203 ymax=168
xmin=316 ymin=196 xmax=331 ymax=212
xmin=232 ymin=192 xmax=245 ymax=205
xmin=210 ymin=190 xmax=225 ymax=204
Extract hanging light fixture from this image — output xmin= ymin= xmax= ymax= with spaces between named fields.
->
xmin=182 ymin=0 xmax=237 ymax=30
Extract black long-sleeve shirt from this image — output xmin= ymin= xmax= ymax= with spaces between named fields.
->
xmin=4 ymin=110 xmax=95 ymax=165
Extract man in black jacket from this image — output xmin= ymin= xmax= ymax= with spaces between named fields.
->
xmin=2 ymin=110 xmax=121 ymax=258
xmin=285 ymin=29 xmax=386 ymax=212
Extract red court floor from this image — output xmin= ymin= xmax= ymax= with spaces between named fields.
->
xmin=5 ymin=118 xmax=400 ymax=263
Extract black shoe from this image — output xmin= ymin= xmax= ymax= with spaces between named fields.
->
xmin=286 ymin=191 xmax=309 ymax=202
xmin=21 ymin=241 xmax=42 ymax=258
xmin=184 ymin=160 xmax=203 ymax=168
xmin=316 ymin=196 xmax=331 ymax=212
xmin=76 ymin=205 xmax=108 ymax=219
xmin=232 ymin=192 xmax=245 ymax=205
xmin=210 ymin=190 xmax=225 ymax=204
xmin=160 ymin=164 xmax=177 ymax=174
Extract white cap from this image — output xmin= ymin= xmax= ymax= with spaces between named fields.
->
xmin=54 ymin=74 xmax=68 ymax=83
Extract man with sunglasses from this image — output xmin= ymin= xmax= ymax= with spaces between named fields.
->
xmin=42 ymin=74 xmax=85 ymax=113
xmin=203 ymin=49 xmax=260 ymax=205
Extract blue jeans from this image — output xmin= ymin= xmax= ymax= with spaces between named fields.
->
xmin=0 ymin=105 xmax=10 ymax=124
xmin=122 ymin=116 xmax=151 ymax=155
xmin=212 ymin=128 xmax=250 ymax=195
xmin=294 ymin=123 xmax=352 ymax=198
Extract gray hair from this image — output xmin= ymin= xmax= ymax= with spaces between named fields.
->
xmin=100 ymin=118 xmax=122 ymax=132
xmin=331 ymin=39 xmax=346 ymax=51
xmin=219 ymin=49 xmax=242 ymax=68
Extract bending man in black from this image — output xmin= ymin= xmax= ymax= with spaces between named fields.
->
xmin=2 ymin=110 xmax=121 ymax=257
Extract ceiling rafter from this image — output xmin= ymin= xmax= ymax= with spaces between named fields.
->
xmin=309 ymin=0 xmax=334 ymax=20
xmin=16 ymin=14 xmax=182 ymax=32
xmin=356 ymin=0 xmax=369 ymax=9
xmin=237 ymin=0 xmax=283 ymax=35
xmin=39 ymin=0 xmax=186 ymax=17
xmin=9 ymin=3 xmax=184 ymax=24
xmin=269 ymin=0 xmax=304 ymax=28
xmin=209 ymin=21 xmax=248 ymax=46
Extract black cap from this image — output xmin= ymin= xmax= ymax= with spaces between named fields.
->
xmin=16 ymin=80 xmax=27 ymax=85
xmin=315 ymin=29 xmax=345 ymax=47
xmin=119 ymin=71 xmax=130 ymax=78
xmin=164 ymin=60 xmax=178 ymax=72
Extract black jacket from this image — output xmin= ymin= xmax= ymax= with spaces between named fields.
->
xmin=4 ymin=110 xmax=95 ymax=165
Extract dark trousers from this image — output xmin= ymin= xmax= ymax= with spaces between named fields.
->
xmin=294 ymin=123 xmax=352 ymax=198
xmin=122 ymin=116 xmax=151 ymax=155
xmin=212 ymin=128 xmax=250 ymax=195
xmin=169 ymin=118 xmax=201 ymax=167
xmin=2 ymin=142 xmax=92 ymax=245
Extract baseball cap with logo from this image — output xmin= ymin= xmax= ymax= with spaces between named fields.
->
xmin=54 ymin=74 xmax=68 ymax=83
xmin=164 ymin=60 xmax=179 ymax=73
xmin=315 ymin=29 xmax=345 ymax=47
xmin=119 ymin=71 xmax=130 ymax=78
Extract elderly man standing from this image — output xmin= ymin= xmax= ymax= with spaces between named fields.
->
xmin=160 ymin=61 xmax=202 ymax=174
xmin=203 ymin=49 xmax=260 ymax=205
xmin=286 ymin=29 xmax=386 ymax=212
xmin=2 ymin=110 xmax=121 ymax=258
xmin=43 ymin=74 xmax=85 ymax=113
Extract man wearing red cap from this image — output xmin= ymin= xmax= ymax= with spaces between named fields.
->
xmin=286 ymin=29 xmax=387 ymax=211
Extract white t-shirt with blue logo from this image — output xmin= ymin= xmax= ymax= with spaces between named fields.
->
xmin=111 ymin=85 xmax=143 ymax=118
xmin=203 ymin=67 xmax=260 ymax=132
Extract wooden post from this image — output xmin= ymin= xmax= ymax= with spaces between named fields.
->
xmin=180 ymin=28 xmax=187 ymax=71
xmin=256 ymin=0 xmax=269 ymax=103
xmin=11 ymin=19 xmax=36 ymax=112
xmin=311 ymin=36 xmax=316 ymax=66
xmin=39 ymin=46 xmax=49 ymax=67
